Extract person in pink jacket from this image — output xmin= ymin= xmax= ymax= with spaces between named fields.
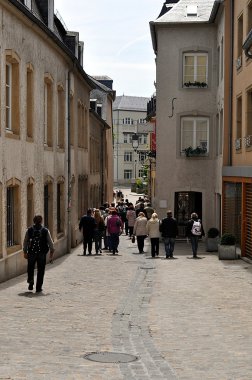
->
xmin=107 ymin=210 xmax=123 ymax=255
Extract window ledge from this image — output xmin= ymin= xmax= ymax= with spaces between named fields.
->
xmin=26 ymin=136 xmax=34 ymax=143
xmin=44 ymin=145 xmax=53 ymax=151
xmin=56 ymin=147 xmax=65 ymax=153
xmin=5 ymin=131 xmax=20 ymax=140
xmin=7 ymin=244 xmax=22 ymax=255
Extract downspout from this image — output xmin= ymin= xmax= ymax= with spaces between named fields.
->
xmin=228 ymin=0 xmax=234 ymax=166
xmin=67 ymin=70 xmax=71 ymax=253
xmin=101 ymin=126 xmax=104 ymax=205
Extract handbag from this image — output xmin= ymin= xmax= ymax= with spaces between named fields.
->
xmin=131 ymin=235 xmax=135 ymax=243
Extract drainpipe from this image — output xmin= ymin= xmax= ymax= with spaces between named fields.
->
xmin=228 ymin=0 xmax=234 ymax=166
xmin=101 ymin=126 xmax=104 ymax=205
xmin=67 ymin=70 xmax=71 ymax=253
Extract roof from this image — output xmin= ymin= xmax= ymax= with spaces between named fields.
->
xmin=154 ymin=0 xmax=215 ymax=24
xmin=113 ymin=95 xmax=149 ymax=112
xmin=150 ymin=0 xmax=217 ymax=54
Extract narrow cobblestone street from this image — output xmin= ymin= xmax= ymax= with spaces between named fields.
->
xmin=1 ymin=222 xmax=252 ymax=379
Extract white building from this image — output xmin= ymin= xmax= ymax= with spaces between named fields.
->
xmin=113 ymin=95 xmax=150 ymax=186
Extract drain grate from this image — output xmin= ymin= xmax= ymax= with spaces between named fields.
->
xmin=140 ymin=266 xmax=155 ymax=270
xmin=83 ymin=351 xmax=138 ymax=363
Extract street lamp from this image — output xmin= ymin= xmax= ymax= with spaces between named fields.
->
xmin=131 ymin=133 xmax=139 ymax=152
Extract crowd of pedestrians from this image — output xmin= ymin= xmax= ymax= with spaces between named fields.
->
xmin=22 ymin=191 xmax=205 ymax=293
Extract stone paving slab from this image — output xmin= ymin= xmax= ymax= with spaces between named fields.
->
xmin=0 ymin=233 xmax=252 ymax=379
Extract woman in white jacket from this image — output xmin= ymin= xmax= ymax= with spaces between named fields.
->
xmin=146 ymin=213 xmax=160 ymax=258
xmin=133 ymin=212 xmax=147 ymax=253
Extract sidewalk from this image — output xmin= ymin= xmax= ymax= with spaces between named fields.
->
xmin=0 ymin=235 xmax=252 ymax=379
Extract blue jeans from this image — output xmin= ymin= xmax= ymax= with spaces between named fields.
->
xmin=164 ymin=238 xmax=175 ymax=257
xmin=190 ymin=236 xmax=199 ymax=256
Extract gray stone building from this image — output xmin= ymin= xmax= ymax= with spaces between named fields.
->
xmin=150 ymin=0 xmax=223 ymax=236
xmin=0 ymin=0 xmax=113 ymax=282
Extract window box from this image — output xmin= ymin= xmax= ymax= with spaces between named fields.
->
xmin=184 ymin=146 xmax=208 ymax=157
xmin=183 ymin=81 xmax=208 ymax=88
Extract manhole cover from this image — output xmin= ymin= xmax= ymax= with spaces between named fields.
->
xmin=83 ymin=352 xmax=138 ymax=363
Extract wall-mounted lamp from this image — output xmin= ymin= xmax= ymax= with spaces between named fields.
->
xmin=132 ymin=133 xmax=139 ymax=152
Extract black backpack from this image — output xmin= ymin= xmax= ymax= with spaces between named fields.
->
xmin=28 ymin=226 xmax=49 ymax=254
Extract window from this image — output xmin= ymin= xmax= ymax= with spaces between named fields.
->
xmin=26 ymin=64 xmax=34 ymax=139
xmin=124 ymin=170 xmax=132 ymax=179
xmin=5 ymin=50 xmax=20 ymax=135
xmin=123 ymin=133 xmax=132 ymax=144
xmin=123 ymin=117 xmax=133 ymax=125
xmin=44 ymin=74 xmax=53 ymax=147
xmin=70 ymin=94 xmax=74 ymax=146
xmin=138 ymin=118 xmax=146 ymax=124
xmin=27 ymin=181 xmax=34 ymax=227
xmin=236 ymin=96 xmax=242 ymax=141
xmin=138 ymin=169 xmax=145 ymax=178
xmin=57 ymin=83 xmax=65 ymax=149
xmin=6 ymin=64 xmax=11 ymax=130
xmin=6 ymin=181 xmax=20 ymax=249
xmin=183 ymin=53 xmax=208 ymax=86
xmin=138 ymin=134 xmax=148 ymax=145
xmin=57 ymin=181 xmax=64 ymax=234
xmin=237 ymin=14 xmax=243 ymax=63
xmin=44 ymin=179 xmax=53 ymax=234
xmin=246 ymin=89 xmax=252 ymax=137
xmin=124 ymin=151 xmax=133 ymax=162
xmin=181 ymin=117 xmax=209 ymax=154
xmin=248 ymin=1 xmax=252 ymax=33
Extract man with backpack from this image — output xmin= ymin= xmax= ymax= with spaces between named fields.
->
xmin=23 ymin=215 xmax=54 ymax=292
xmin=186 ymin=212 xmax=205 ymax=258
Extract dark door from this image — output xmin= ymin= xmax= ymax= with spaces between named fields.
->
xmin=175 ymin=192 xmax=202 ymax=237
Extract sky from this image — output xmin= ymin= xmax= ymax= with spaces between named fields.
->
xmin=53 ymin=0 xmax=163 ymax=98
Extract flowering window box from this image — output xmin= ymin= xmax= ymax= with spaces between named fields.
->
xmin=184 ymin=146 xmax=208 ymax=157
xmin=183 ymin=81 xmax=208 ymax=88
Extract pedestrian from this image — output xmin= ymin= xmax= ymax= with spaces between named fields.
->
xmin=146 ymin=213 xmax=160 ymax=258
xmin=126 ymin=204 xmax=136 ymax=238
xmin=136 ymin=202 xmax=147 ymax=218
xmin=93 ymin=209 xmax=105 ymax=255
xmin=159 ymin=210 xmax=178 ymax=259
xmin=107 ymin=210 xmax=123 ymax=254
xmin=23 ymin=214 xmax=54 ymax=293
xmin=79 ymin=208 xmax=96 ymax=255
xmin=144 ymin=202 xmax=155 ymax=220
xmin=133 ymin=212 xmax=148 ymax=254
xmin=102 ymin=208 xmax=110 ymax=250
xmin=186 ymin=212 xmax=205 ymax=258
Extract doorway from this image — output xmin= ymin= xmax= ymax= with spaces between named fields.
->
xmin=175 ymin=192 xmax=202 ymax=237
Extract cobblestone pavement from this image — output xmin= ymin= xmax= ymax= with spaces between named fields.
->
xmin=1 ymin=210 xmax=252 ymax=378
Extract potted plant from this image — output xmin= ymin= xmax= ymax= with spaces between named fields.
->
xmin=218 ymin=233 xmax=237 ymax=260
xmin=205 ymin=227 xmax=219 ymax=252
xmin=184 ymin=146 xmax=207 ymax=157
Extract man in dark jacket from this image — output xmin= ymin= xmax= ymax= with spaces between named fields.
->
xmin=159 ymin=210 xmax=178 ymax=259
xmin=23 ymin=215 xmax=54 ymax=293
xmin=186 ymin=212 xmax=205 ymax=258
xmin=79 ymin=208 xmax=96 ymax=255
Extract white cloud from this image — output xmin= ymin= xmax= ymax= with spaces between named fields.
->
xmin=54 ymin=0 xmax=161 ymax=97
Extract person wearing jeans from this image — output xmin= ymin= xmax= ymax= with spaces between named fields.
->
xmin=159 ymin=210 xmax=178 ymax=259
xmin=186 ymin=212 xmax=205 ymax=258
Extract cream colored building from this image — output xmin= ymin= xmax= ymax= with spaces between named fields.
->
xmin=113 ymin=95 xmax=150 ymax=186
xmin=0 ymin=0 xmax=113 ymax=282
xmin=222 ymin=0 xmax=252 ymax=256
xmin=150 ymin=0 xmax=223 ymax=236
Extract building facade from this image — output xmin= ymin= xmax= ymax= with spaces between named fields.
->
xmin=0 ymin=0 xmax=113 ymax=282
xmin=113 ymin=95 xmax=150 ymax=186
xmin=150 ymin=0 xmax=222 ymax=236
xmin=222 ymin=0 xmax=252 ymax=256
